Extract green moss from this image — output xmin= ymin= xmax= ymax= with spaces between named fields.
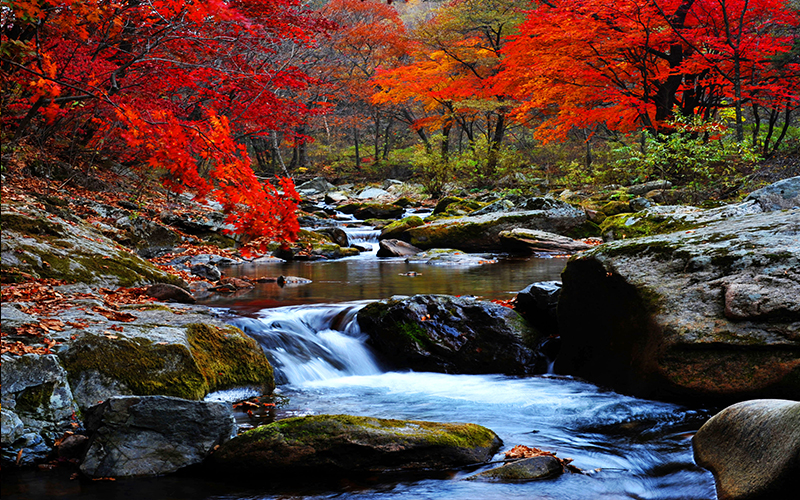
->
xmin=121 ymin=303 xmax=174 ymax=312
xmin=396 ymin=322 xmax=431 ymax=349
xmin=187 ymin=323 xmax=275 ymax=394
xmin=242 ymin=414 xmax=498 ymax=450
xmin=204 ymin=232 xmax=236 ymax=249
xmin=566 ymin=220 xmax=601 ymax=238
xmin=61 ymin=333 xmax=208 ymax=400
xmin=16 ymin=382 xmax=55 ymax=412
xmin=599 ymin=213 xmax=699 ymax=240
xmin=2 ymin=214 xmax=64 ymax=237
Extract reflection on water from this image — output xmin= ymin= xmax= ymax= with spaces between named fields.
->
xmin=202 ymin=256 xmax=568 ymax=313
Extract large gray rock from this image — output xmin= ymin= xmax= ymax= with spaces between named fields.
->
xmin=406 ymin=198 xmax=586 ymax=252
xmin=357 ymin=294 xmax=544 ymax=374
xmin=468 ymin=456 xmax=563 ymax=482
xmin=81 ymin=395 xmax=235 ymax=478
xmin=405 ymin=249 xmax=496 ymax=266
xmin=693 ymin=399 xmax=800 ymax=499
xmin=556 ymin=209 xmax=800 ymax=402
xmin=746 ymin=176 xmax=800 ymax=211
xmin=515 ymin=281 xmax=562 ymax=336
xmin=1 ymin=354 xmax=80 ymax=465
xmin=212 ymin=414 xmax=501 ymax=475
xmin=296 ymin=177 xmax=337 ymax=197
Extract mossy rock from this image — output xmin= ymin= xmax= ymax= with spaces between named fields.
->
xmin=212 ymin=414 xmax=502 ymax=475
xmin=60 ymin=323 xmax=274 ymax=408
xmin=433 ymin=196 xmax=464 ymax=215
xmin=357 ymin=295 xmax=543 ymax=374
xmin=600 ymin=200 xmax=633 ymax=216
xmin=599 ymin=211 xmax=700 ymax=241
xmin=380 ymin=216 xmax=424 ymax=241
xmin=354 ymin=203 xmax=404 ymax=221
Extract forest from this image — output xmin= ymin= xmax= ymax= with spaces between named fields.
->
xmin=2 ymin=0 xmax=799 ymax=240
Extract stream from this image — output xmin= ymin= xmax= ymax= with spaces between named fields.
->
xmin=1 ymin=224 xmax=718 ymax=499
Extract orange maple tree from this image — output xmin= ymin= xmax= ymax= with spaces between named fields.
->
xmin=1 ymin=0 xmax=332 ymax=241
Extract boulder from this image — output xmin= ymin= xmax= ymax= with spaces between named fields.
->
xmin=379 ymin=216 xmax=424 ymax=241
xmin=405 ymin=249 xmax=496 ymax=266
xmin=555 ymin=209 xmax=800 ymax=402
xmin=1 ymin=354 xmax=81 ymax=465
xmin=212 ymin=414 xmax=501 ymax=475
xmin=601 ymin=200 xmax=633 ymax=216
xmin=81 ymin=395 xmax=235 ymax=478
xmin=629 ymin=197 xmax=652 ymax=212
xmin=357 ymin=187 xmax=391 ymax=200
xmin=357 ymin=294 xmax=544 ymax=374
xmin=498 ymin=228 xmax=591 ymax=254
xmin=59 ymin=323 xmax=274 ymax=409
xmin=354 ymin=203 xmax=405 ymax=221
xmin=514 ymin=281 xmax=562 ymax=336
xmin=406 ymin=198 xmax=586 ymax=252
xmin=313 ymin=227 xmax=349 ymax=248
xmin=146 ymin=283 xmax=195 ymax=304
xmin=115 ymin=216 xmax=180 ymax=258
xmin=190 ymin=263 xmax=222 ymax=281
xmin=377 ymin=239 xmax=421 ymax=257
xmin=324 ymin=191 xmax=349 ymax=204
xmin=745 ymin=176 xmax=800 ymax=211
xmin=693 ymin=399 xmax=800 ymax=499
xmin=296 ymin=177 xmax=337 ymax=197
xmin=468 ymin=456 xmax=563 ymax=482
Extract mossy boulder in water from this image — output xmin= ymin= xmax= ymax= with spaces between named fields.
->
xmin=556 ymin=209 xmax=800 ymax=403
xmin=212 ymin=414 xmax=502 ymax=475
xmin=59 ymin=323 xmax=274 ymax=409
xmin=357 ymin=294 xmax=544 ymax=374
xmin=380 ymin=216 xmax=424 ymax=241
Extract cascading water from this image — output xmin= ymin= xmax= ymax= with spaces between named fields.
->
xmin=230 ymin=302 xmax=382 ymax=385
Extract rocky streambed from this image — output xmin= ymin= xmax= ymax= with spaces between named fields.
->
xmin=2 ymin=176 xmax=800 ymax=499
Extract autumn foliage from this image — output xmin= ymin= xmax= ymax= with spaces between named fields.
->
xmin=1 ymin=0 xmax=332 ymax=240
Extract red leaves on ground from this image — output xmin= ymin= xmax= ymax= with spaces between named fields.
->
xmin=90 ymin=306 xmax=136 ymax=323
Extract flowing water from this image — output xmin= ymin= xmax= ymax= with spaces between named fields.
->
xmin=0 ymin=224 xmax=718 ymax=500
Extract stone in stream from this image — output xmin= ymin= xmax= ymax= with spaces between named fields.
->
xmin=377 ymin=239 xmax=421 ymax=257
xmin=556 ymin=208 xmax=800 ymax=402
xmin=357 ymin=294 xmax=544 ymax=374
xmin=514 ymin=281 xmax=562 ymax=336
xmin=467 ymin=456 xmax=563 ymax=482
xmin=212 ymin=414 xmax=502 ymax=475
xmin=498 ymin=228 xmax=591 ymax=254
xmin=81 ymin=395 xmax=236 ymax=478
xmin=693 ymin=399 xmax=800 ymax=500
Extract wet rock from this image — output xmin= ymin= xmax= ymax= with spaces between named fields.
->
xmin=693 ymin=399 xmax=800 ymax=499
xmin=358 ymin=294 xmax=543 ymax=374
xmin=377 ymin=239 xmax=421 ymax=257
xmin=190 ymin=263 xmax=222 ymax=281
xmin=515 ymin=281 xmax=562 ymax=336
xmin=212 ymin=414 xmax=501 ymax=475
xmin=146 ymin=283 xmax=195 ymax=304
xmin=468 ymin=456 xmax=563 ymax=482
xmin=745 ymin=176 xmax=800 ymax=211
xmin=556 ymin=209 xmax=800 ymax=402
xmin=313 ymin=227 xmax=349 ymax=247
xmin=405 ymin=249 xmax=496 ymax=266
xmin=498 ymin=228 xmax=591 ymax=254
xmin=277 ymin=276 xmax=312 ymax=287
xmin=1 ymin=354 xmax=80 ymax=466
xmin=115 ymin=216 xmax=179 ymax=258
xmin=81 ymin=395 xmax=235 ymax=478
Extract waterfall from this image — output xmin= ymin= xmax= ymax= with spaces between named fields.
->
xmin=230 ymin=302 xmax=382 ymax=386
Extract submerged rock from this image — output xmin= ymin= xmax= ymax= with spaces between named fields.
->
xmin=81 ymin=395 xmax=235 ymax=478
xmin=556 ymin=209 xmax=800 ymax=402
xmin=357 ymin=294 xmax=543 ymax=374
xmin=693 ymin=399 xmax=800 ymax=499
xmin=212 ymin=414 xmax=501 ymax=475
xmin=468 ymin=456 xmax=563 ymax=482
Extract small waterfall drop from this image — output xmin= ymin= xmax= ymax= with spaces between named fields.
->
xmin=230 ymin=301 xmax=382 ymax=385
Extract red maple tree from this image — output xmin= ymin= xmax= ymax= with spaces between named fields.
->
xmin=2 ymin=0 xmax=330 ymax=241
